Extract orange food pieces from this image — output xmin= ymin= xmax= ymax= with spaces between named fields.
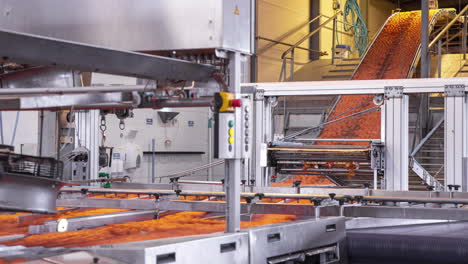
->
xmin=271 ymin=175 xmax=333 ymax=187
xmin=319 ymin=11 xmax=438 ymax=144
xmin=4 ymin=211 xmax=296 ymax=248
xmin=0 ymin=208 xmax=129 ymax=236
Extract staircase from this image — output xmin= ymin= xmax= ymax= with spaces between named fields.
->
xmin=456 ymin=63 xmax=468 ymax=77
xmin=321 ymin=58 xmax=360 ymax=80
xmin=409 ymin=119 xmax=445 ymax=191
xmin=293 ymin=58 xmax=360 ymax=82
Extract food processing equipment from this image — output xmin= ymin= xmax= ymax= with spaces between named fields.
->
xmin=1 ymin=1 xmax=468 ymax=263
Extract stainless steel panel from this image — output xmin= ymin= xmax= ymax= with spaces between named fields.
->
xmin=0 ymin=173 xmax=65 ymax=213
xmin=0 ymin=29 xmax=215 ymax=82
xmin=344 ymin=206 xmax=468 ymax=221
xmin=93 ymin=233 xmax=249 ymax=264
xmin=246 ymin=217 xmax=345 ymax=263
xmin=0 ymin=0 xmax=252 ymax=53
xmin=28 ymin=210 xmax=158 ymax=234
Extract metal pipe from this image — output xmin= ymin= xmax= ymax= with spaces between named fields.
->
xmin=438 ymin=39 xmax=442 ymax=78
xmin=159 ymin=160 xmax=225 ymax=179
xmin=429 ymin=5 xmax=468 ymax=49
xmin=0 ymin=112 xmax=3 ymax=144
xmin=225 ymin=52 xmax=242 ymax=233
xmin=59 ymin=188 xmax=468 ymax=205
xmin=208 ymin=112 xmax=213 ymax=181
xmin=374 ymin=169 xmax=378 ymax=190
xmin=410 ymin=117 xmax=444 ymax=156
xmin=0 ymin=85 xmax=155 ymax=97
xmin=250 ymin=0 xmax=257 ymax=82
xmin=445 ymin=18 xmax=449 ymax=51
xmin=322 ymin=15 xmax=354 ymax=27
xmin=421 ymin=0 xmax=430 ymax=78
xmin=151 ymin=139 xmax=156 ymax=183
xmin=291 ymin=138 xmax=378 ymax=142
xmin=331 ymin=17 xmax=337 ymax=65
xmin=464 ymin=14 xmax=467 ymax=60
xmin=155 ymin=98 xmax=213 ymax=108
xmin=38 ymin=110 xmax=44 ymax=156
xmin=258 ymin=14 xmax=324 ymax=55
xmin=290 ymin=50 xmax=295 ymax=81
xmin=281 ymin=11 xmax=342 ymax=59
xmin=256 ymin=36 xmax=325 ymax=55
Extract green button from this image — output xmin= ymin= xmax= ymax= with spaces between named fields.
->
xmin=228 ymin=120 xmax=234 ymax=127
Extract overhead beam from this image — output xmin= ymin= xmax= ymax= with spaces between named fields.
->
xmin=0 ymin=29 xmax=216 ymax=81
xmin=243 ymin=78 xmax=468 ymax=96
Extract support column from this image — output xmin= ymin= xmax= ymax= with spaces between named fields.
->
xmin=253 ymin=90 xmax=265 ymax=187
xmin=444 ymin=85 xmax=467 ymax=191
xmin=75 ymin=110 xmax=100 ymax=181
xmin=384 ymin=87 xmax=409 ymax=190
xmin=225 ymin=52 xmax=242 ymax=233
xmin=264 ymin=97 xmax=274 ymax=186
xmin=421 ymin=0 xmax=430 ymax=78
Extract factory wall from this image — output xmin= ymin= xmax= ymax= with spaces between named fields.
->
xmin=256 ymin=0 xmax=397 ymax=82
xmin=0 ymin=111 xmax=39 ymax=156
xmin=92 ymin=74 xmax=224 ymax=184
xmin=257 ymin=0 xmax=311 ymax=82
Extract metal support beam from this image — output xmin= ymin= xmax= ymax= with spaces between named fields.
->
xmin=421 ymin=0 xmax=430 ymax=78
xmin=253 ymin=90 xmax=265 ymax=187
xmin=464 ymin=14 xmax=467 ymax=60
xmin=225 ymin=52 xmax=242 ymax=232
xmin=444 ymin=85 xmax=467 ymax=191
xmin=244 ymin=78 xmax=468 ymax=97
xmin=0 ymin=29 xmax=215 ymax=81
xmin=383 ymin=89 xmax=409 ymax=190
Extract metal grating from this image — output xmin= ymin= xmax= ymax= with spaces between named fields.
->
xmin=0 ymin=153 xmax=63 ymax=179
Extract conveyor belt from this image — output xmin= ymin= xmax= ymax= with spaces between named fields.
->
xmin=287 ymin=10 xmax=454 ymax=187
xmin=320 ymin=10 xmax=446 ymax=144
xmin=347 ymin=222 xmax=468 ymax=264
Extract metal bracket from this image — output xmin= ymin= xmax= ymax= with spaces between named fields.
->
xmin=370 ymin=142 xmax=385 ymax=170
xmin=384 ymin=86 xmax=403 ymax=99
xmin=254 ymin=89 xmax=265 ymax=101
xmin=445 ymin=84 xmax=465 ymax=97
xmin=241 ymin=85 xmax=256 ymax=94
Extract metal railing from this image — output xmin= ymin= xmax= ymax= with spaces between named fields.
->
xmin=411 ymin=117 xmax=444 ymax=157
xmin=409 ymin=118 xmax=444 ymax=190
xmin=278 ymin=11 xmax=344 ymax=81
xmin=430 ymin=5 xmax=468 ymax=78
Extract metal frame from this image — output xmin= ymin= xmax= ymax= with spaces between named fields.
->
xmin=384 ymin=93 xmax=409 ymax=190
xmin=0 ymin=29 xmax=215 ymax=82
xmin=244 ymin=77 xmax=468 ymax=191
xmin=444 ymin=85 xmax=468 ymax=191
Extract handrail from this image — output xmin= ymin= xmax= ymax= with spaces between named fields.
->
xmin=322 ymin=14 xmax=354 ymax=27
xmin=257 ymin=36 xmax=326 ymax=55
xmin=429 ymin=4 xmax=468 ymax=49
xmin=281 ymin=11 xmax=343 ymax=60
xmin=260 ymin=14 xmax=324 ymax=55
xmin=410 ymin=117 xmax=444 ymax=157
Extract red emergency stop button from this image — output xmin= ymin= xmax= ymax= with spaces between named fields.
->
xmin=230 ymin=99 xmax=242 ymax=107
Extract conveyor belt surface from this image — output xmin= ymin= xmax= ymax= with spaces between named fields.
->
xmin=347 ymin=222 xmax=468 ymax=264
xmin=319 ymin=11 xmax=440 ymax=145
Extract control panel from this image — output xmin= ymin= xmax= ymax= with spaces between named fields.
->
xmin=214 ymin=113 xmax=235 ymax=159
xmin=241 ymin=97 xmax=252 ymax=159
xmin=214 ymin=92 xmax=243 ymax=160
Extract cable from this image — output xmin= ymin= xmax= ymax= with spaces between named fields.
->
xmin=343 ymin=0 xmax=368 ymax=57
